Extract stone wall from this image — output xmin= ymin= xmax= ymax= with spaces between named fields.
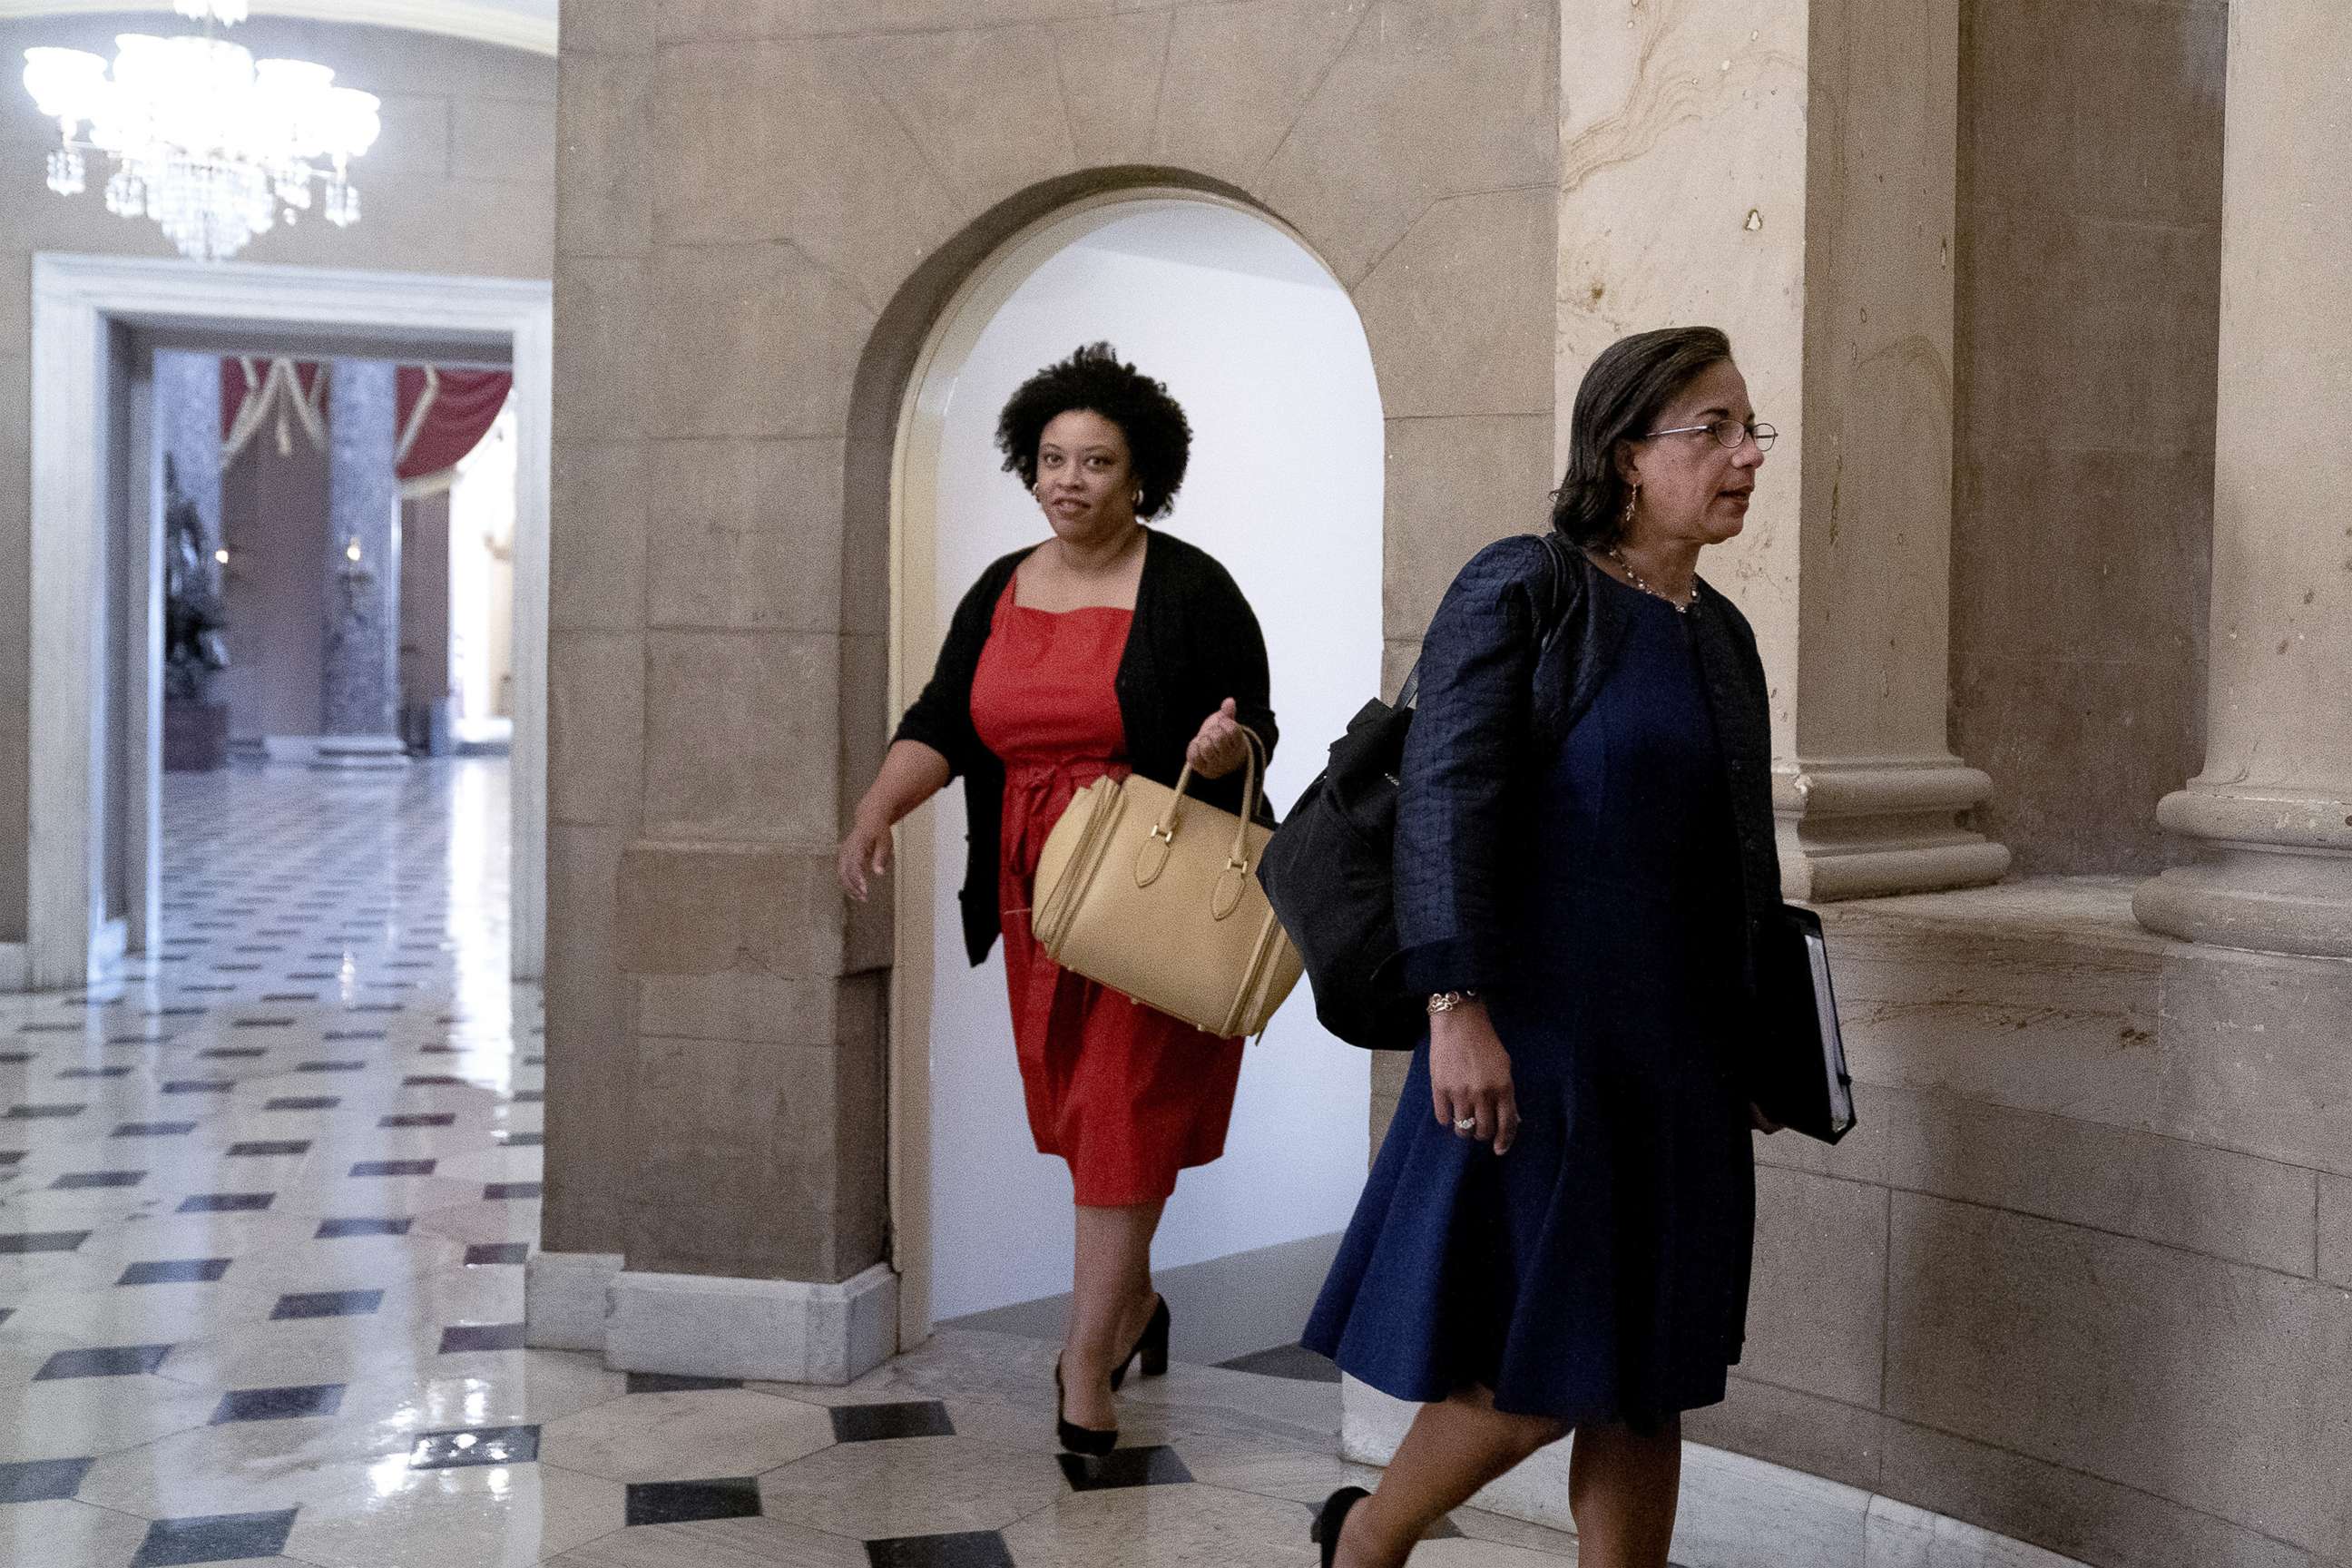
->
xmin=1947 ymin=0 xmax=2227 ymax=876
xmin=0 ymin=13 xmax=555 ymax=941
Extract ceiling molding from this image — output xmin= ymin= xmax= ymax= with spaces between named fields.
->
xmin=0 ymin=1 xmax=556 ymax=55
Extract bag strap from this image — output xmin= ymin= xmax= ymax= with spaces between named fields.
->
xmin=1155 ymin=727 xmax=1268 ymax=869
xmin=1394 ymin=531 xmax=1579 ymax=710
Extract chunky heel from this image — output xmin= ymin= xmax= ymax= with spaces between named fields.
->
xmin=1109 ymin=1295 xmax=1171 ymax=1392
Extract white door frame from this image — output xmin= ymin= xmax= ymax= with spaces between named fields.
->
xmin=24 ymin=252 xmax=553 ymax=991
xmin=885 ymin=188 xmax=1341 ymax=1350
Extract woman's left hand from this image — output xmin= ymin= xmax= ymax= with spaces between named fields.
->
xmin=1186 ymin=698 xmax=1253 ymax=779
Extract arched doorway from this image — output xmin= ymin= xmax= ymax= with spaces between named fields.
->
xmin=888 ymin=191 xmax=1384 ymax=1351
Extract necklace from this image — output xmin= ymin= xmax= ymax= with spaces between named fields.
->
xmin=1605 ymin=546 xmax=1696 ymax=613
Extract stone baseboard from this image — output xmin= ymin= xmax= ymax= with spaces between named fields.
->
xmin=523 ymin=1250 xmax=622 ymax=1352
xmin=525 ymin=1254 xmax=898 ymax=1384
xmin=1341 ymin=1379 xmax=2091 ymax=1568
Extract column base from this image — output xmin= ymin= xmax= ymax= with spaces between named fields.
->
xmin=1775 ymin=757 xmax=2011 ymax=901
xmin=605 ymin=1263 xmax=897 ymax=1385
xmin=523 ymin=1250 xmax=622 ymax=1352
xmin=310 ymin=734 xmax=410 ymax=772
xmin=2133 ymin=784 xmax=2352 ymax=956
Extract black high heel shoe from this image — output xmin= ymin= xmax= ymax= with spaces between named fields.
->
xmin=1054 ymin=1356 xmax=1117 ymax=1456
xmin=1108 ymin=1294 xmax=1171 ymax=1393
xmin=1310 ymin=1485 xmax=1370 ymax=1568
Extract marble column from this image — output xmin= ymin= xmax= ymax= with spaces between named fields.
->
xmin=1557 ymin=0 xmax=2007 ymax=900
xmin=2134 ymin=5 xmax=2352 ymax=957
xmin=319 ymin=358 xmax=406 ymax=764
xmin=154 ymin=352 xmax=222 ymax=575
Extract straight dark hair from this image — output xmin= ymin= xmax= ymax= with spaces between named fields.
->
xmin=1550 ymin=327 xmax=1734 ymax=547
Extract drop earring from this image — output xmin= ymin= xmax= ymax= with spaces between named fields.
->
xmin=1621 ymin=482 xmax=1641 ymax=532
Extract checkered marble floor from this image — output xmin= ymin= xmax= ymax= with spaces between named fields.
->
xmin=0 ymin=759 xmax=1581 ymax=1567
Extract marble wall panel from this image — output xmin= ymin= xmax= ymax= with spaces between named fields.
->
xmin=1886 ymin=1192 xmax=2352 ymax=1556
xmin=656 ymin=0 xmax=1125 ymax=43
xmin=551 ymin=259 xmax=650 ymax=446
xmin=543 ymin=822 xmax=635 ymax=1257
xmin=0 ymin=352 xmax=24 ymax=940
xmin=635 ymin=973 xmax=839 ymax=1047
xmin=615 ymin=841 xmax=844 ymax=982
xmin=547 ymin=442 xmax=649 ymax=634
xmin=1259 ymin=0 xmax=1554 ymax=286
xmin=1152 ymin=0 xmax=1373 ymax=191
xmin=1878 ymin=1417 xmax=2317 ymax=1568
xmin=561 ymin=0 xmax=653 ymax=54
xmin=1742 ymin=1167 xmax=1889 ymax=1409
xmin=361 ymin=93 xmax=456 ymax=178
xmin=1052 ymin=12 xmax=1176 ymax=166
xmin=849 ymin=26 xmax=1079 ymax=219
xmin=644 ymin=243 xmax=874 ymax=440
xmin=453 ymin=94 xmax=559 ymax=188
xmin=1380 ymin=414 xmax=1555 ymax=641
xmin=648 ymin=439 xmax=847 ymax=634
xmin=1353 ymin=187 xmax=1553 ymax=420
xmin=555 ymin=51 xmax=652 ymax=260
xmin=0 ymin=250 xmax=26 ymax=352
xmin=547 ymin=632 xmax=643 ymax=828
xmin=2321 ymin=1176 xmax=2352 ymax=1291
xmin=640 ymin=630 xmax=841 ymax=846
xmin=1875 ymin=1083 xmax=2318 ymax=1277
xmin=1682 ymin=1373 xmax=1886 ymax=1497
xmin=649 ymin=39 xmax=961 ymax=308
xmin=321 ymin=359 xmax=400 ymax=738
xmin=2153 ymin=944 xmax=2352 ymax=1179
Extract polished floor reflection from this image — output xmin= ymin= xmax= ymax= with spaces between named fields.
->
xmin=0 ymin=760 xmax=1581 ymax=1565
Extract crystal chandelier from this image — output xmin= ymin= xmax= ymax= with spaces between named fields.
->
xmin=21 ymin=0 xmax=380 ymax=262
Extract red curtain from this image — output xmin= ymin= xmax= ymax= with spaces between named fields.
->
xmin=218 ymin=358 xmax=514 ymax=489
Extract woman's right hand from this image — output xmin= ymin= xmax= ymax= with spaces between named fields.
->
xmin=1428 ymin=1002 xmax=1519 ymax=1154
xmin=837 ymin=813 xmax=892 ymax=901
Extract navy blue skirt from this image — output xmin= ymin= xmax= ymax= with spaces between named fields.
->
xmin=1303 ymin=581 xmax=1754 ymax=1427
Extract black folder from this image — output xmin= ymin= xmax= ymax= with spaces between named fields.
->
xmin=1747 ymin=904 xmax=1857 ymax=1144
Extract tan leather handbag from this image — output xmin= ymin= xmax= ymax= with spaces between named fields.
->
xmin=1031 ymin=731 xmax=1303 ymax=1038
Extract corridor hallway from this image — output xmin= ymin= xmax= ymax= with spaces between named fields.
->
xmin=0 ymin=760 xmax=1581 ymax=1566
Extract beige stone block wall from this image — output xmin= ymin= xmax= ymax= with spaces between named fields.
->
xmin=0 ymin=15 xmax=556 ymax=944
xmin=1677 ymin=886 xmax=2352 ymax=1568
xmin=1948 ymin=0 xmax=2226 ymax=877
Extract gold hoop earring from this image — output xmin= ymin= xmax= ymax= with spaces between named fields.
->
xmin=1621 ymin=482 xmax=1640 ymax=531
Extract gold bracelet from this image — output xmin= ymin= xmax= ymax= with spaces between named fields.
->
xmin=1426 ymin=990 xmax=1479 ymax=1014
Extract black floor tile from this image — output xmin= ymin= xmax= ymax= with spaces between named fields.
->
xmin=404 ymin=1074 xmax=464 ymax=1086
xmin=509 ymin=1090 xmax=544 ymax=1103
xmin=1215 ymin=1344 xmax=1342 ymax=1384
xmin=264 ymin=1096 xmax=338 ymax=1111
xmin=624 ymin=1371 xmax=741 ymax=1394
xmin=0 ymin=1455 xmax=93 ymax=1503
xmin=160 ymin=1081 xmax=233 ymax=1095
xmin=832 ymin=1401 xmax=956 ymax=1443
xmin=114 ymin=1122 xmax=197 ymax=1138
xmin=437 ymin=1322 xmax=526 ymax=1354
xmin=130 ymin=1506 xmax=298 ymax=1565
xmin=58 ymin=1065 xmax=132 ymax=1079
xmin=211 ymin=1383 xmax=345 ymax=1423
xmin=35 ymin=1344 xmax=172 ymax=1380
xmin=495 ymin=1131 xmax=544 ymax=1147
xmin=119 ymin=1259 xmax=232 ymax=1286
xmin=5 ymin=1104 xmax=85 ymax=1120
xmin=196 ymin=1047 xmax=266 ymax=1060
xmin=51 ymin=1171 xmax=144 ymax=1190
xmin=270 ymin=1289 xmax=382 ymax=1320
xmin=0 ymin=1230 xmax=92 ymax=1255
xmin=316 ymin=1218 xmax=410 ymax=1239
xmin=379 ymin=1113 xmax=455 ymax=1128
xmin=0 ymin=1152 xmax=18 ymax=1167
xmin=230 ymin=1018 xmax=296 ymax=1029
xmin=350 ymin=1159 xmax=435 ymax=1177
xmin=623 ymin=1475 xmax=760 ymax=1527
xmin=464 ymin=1242 xmax=528 ymax=1267
xmin=298 ymin=1061 xmax=367 ymax=1073
xmin=866 ymin=1532 xmax=1015 ymax=1568
xmin=177 ymin=1193 xmax=272 ymax=1214
xmin=484 ymin=1181 xmax=541 ymax=1200
xmin=408 ymin=1424 xmax=539 ymax=1469
xmin=1055 ymin=1445 xmax=1193 ymax=1492
xmin=227 ymin=1141 xmax=310 ymax=1157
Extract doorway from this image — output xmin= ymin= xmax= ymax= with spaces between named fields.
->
xmin=21 ymin=255 xmax=552 ymax=992
xmin=889 ymin=193 xmax=1385 ymax=1355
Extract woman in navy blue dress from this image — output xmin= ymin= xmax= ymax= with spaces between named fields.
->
xmin=1303 ymin=328 xmax=1786 ymax=1568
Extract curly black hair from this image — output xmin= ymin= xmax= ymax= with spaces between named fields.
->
xmin=1551 ymin=326 xmax=1734 ymax=547
xmin=995 ymin=342 xmax=1192 ymax=519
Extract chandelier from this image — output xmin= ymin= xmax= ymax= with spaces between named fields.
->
xmin=21 ymin=0 xmax=380 ymax=262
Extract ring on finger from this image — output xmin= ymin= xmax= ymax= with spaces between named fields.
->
xmin=1452 ymin=1114 xmax=1477 ymax=1133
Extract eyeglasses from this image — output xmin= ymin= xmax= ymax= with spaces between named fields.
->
xmin=1645 ymin=417 xmax=1777 ymax=452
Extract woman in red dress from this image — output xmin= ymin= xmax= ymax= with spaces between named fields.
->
xmin=838 ymin=344 xmax=1279 ymax=1455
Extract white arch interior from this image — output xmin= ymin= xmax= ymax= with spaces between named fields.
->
xmin=890 ymin=195 xmax=1383 ymax=1344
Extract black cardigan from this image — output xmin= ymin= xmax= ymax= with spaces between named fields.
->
xmin=894 ymin=529 xmax=1279 ymax=966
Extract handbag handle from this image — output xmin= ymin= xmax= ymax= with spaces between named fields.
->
xmin=1137 ymin=727 xmax=1268 ymax=894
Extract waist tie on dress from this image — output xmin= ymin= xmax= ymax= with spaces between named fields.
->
xmin=1001 ymin=755 xmax=1126 ymax=919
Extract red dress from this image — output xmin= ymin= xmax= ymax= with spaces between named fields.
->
xmin=968 ymin=575 xmax=1247 ymax=1208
